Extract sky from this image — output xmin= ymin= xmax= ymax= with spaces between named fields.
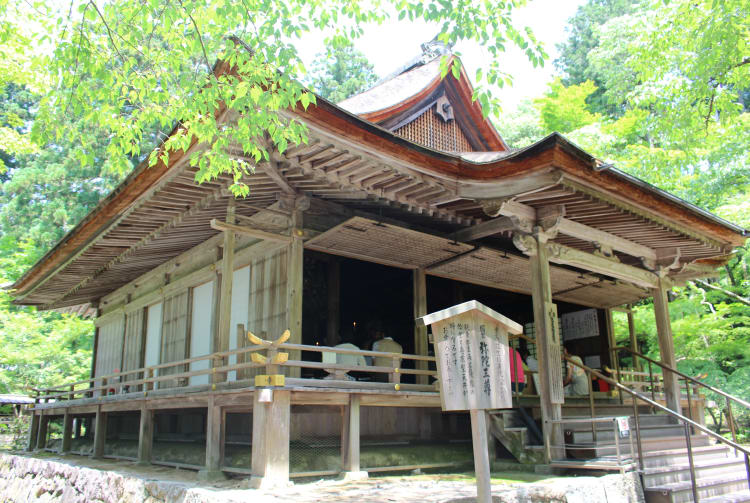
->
xmin=295 ymin=0 xmax=586 ymax=109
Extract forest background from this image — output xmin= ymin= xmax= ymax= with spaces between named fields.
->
xmin=0 ymin=0 xmax=748 ymax=436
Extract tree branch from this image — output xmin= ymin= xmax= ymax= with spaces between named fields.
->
xmin=89 ymin=1 xmax=125 ymax=62
xmin=692 ymin=279 xmax=750 ymax=306
xmin=176 ymin=0 xmax=211 ymax=71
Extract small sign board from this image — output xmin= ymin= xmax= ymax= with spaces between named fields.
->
xmin=419 ymin=300 xmax=523 ymax=412
xmin=561 ymin=308 xmax=599 ymax=341
xmin=616 ymin=416 xmax=630 ymax=438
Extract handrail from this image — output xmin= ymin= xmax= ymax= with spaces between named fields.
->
xmin=564 ymin=356 xmax=750 ymax=456
xmin=614 ymin=345 xmax=750 ymax=410
xmin=29 ymin=338 xmax=439 ymax=402
xmin=564 ymin=354 xmax=750 ymax=499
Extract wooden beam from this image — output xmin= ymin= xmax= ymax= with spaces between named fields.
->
xmin=215 ymin=201 xmax=235 ymax=383
xmin=35 ymin=414 xmax=48 ymax=450
xmin=526 ymin=234 xmax=564 ymax=462
xmin=26 ymin=413 xmax=40 ymax=451
xmin=546 ymin=242 xmax=659 ymax=289
xmin=326 ymin=259 xmax=341 ymax=346
xmin=61 ymin=411 xmax=73 ymax=453
xmin=486 ymin=198 xmax=658 ymax=261
xmin=452 ymin=216 xmax=519 ymax=242
xmin=199 ymin=395 xmax=226 ymax=480
xmin=557 ymin=218 xmax=657 ymax=261
xmin=260 ymin=160 xmax=297 ymax=195
xmin=341 ymin=394 xmax=365 ymax=478
xmin=210 ymin=219 xmax=292 ymax=244
xmin=92 ymin=408 xmax=106 ymax=458
xmin=413 ymin=269 xmax=429 ymax=385
xmin=626 ymin=305 xmax=640 ymax=371
xmin=137 ymin=406 xmax=153 ymax=465
xmin=286 ymin=207 xmax=304 ymax=377
xmin=652 ymin=279 xmax=681 ymax=414
xmin=250 ymin=390 xmax=291 ymax=488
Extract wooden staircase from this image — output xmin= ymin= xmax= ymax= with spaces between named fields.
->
xmin=560 ymin=414 xmax=750 ymax=502
xmin=488 ymin=410 xmax=545 ymax=465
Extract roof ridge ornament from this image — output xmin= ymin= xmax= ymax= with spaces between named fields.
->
xmin=420 ymin=35 xmax=453 ymax=63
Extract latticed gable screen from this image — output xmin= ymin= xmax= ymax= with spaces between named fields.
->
xmin=395 ymin=107 xmax=475 ymax=152
xmin=159 ymin=290 xmax=190 ymax=387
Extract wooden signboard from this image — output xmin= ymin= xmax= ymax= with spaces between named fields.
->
xmin=419 ymin=300 xmax=523 ymax=503
xmin=419 ymin=300 xmax=523 ymax=411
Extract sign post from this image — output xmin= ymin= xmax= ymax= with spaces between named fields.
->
xmin=419 ymin=300 xmax=523 ymax=503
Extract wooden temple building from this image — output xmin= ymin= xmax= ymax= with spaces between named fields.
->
xmin=13 ymin=43 xmax=748 ymax=489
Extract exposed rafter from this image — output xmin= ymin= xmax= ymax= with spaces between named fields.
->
xmin=45 ymin=186 xmax=226 ymax=309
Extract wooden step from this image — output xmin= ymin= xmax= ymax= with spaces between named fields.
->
xmin=643 ymin=457 xmax=747 ymax=487
xmin=566 ymin=423 xmax=685 ymax=443
xmin=549 ymin=457 xmax=636 ymax=472
xmin=561 ymin=414 xmax=675 ymax=431
xmin=699 ymin=489 xmax=750 ymax=503
xmin=568 ymin=435 xmax=712 ymax=459
xmin=644 ymin=473 xmax=749 ymax=503
xmin=642 ymin=444 xmax=732 ymax=469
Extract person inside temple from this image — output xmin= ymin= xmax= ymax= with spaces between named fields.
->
xmin=509 ymin=345 xmax=526 ymax=393
xmin=369 ymin=320 xmax=403 ymax=382
xmin=563 ymin=345 xmax=590 ymax=395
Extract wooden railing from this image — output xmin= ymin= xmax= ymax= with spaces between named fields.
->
xmin=31 ymin=338 xmax=439 ymax=403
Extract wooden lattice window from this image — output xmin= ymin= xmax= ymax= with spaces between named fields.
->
xmin=395 ymin=107 xmax=475 ymax=152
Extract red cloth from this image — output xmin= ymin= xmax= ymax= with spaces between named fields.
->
xmin=508 ymin=347 xmax=525 ymax=383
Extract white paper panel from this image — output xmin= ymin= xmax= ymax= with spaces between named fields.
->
xmin=228 ymin=265 xmax=251 ymax=380
xmin=190 ymin=281 xmax=214 ymax=385
xmin=144 ymin=302 xmax=162 ymax=369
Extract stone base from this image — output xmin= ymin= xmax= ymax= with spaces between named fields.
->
xmin=339 ymin=471 xmax=369 ymax=481
xmin=245 ymin=475 xmax=293 ymax=489
xmin=197 ymin=469 xmax=227 ymax=481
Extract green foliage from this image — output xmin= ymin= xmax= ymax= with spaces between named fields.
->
xmin=307 ymin=39 xmax=378 ymax=103
xmin=534 ymin=78 xmax=600 ymax=134
xmin=0 ymin=239 xmax=93 ymax=395
xmin=555 ymin=0 xmax=637 ymax=115
xmin=494 ymin=99 xmax=545 ymax=149
xmin=0 ymin=0 xmax=544 ymax=197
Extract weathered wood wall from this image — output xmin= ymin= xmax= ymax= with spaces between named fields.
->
xmin=92 ymin=231 xmax=290 ymax=386
xmin=94 ymin=317 xmax=124 ymax=393
xmin=122 ymin=310 xmax=145 ymax=383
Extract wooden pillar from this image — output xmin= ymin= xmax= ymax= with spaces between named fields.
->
xmin=26 ymin=413 xmax=40 ymax=451
xmin=326 ymin=259 xmax=341 ymax=347
xmin=626 ymin=305 xmax=640 ymax=371
xmin=92 ymin=408 xmax=107 ymax=459
xmin=413 ymin=269 xmax=429 ymax=385
xmin=35 ymin=415 xmax=48 ymax=450
xmin=137 ymin=406 xmax=153 ymax=465
xmin=200 ymin=396 xmax=226 ymax=480
xmin=341 ymin=394 xmax=367 ymax=480
xmin=250 ymin=389 xmax=291 ymax=488
xmin=214 ymin=200 xmax=236 ymax=383
xmin=61 ymin=411 xmax=73 ymax=453
xmin=652 ymin=279 xmax=681 ymax=414
xmin=286 ymin=208 xmax=304 ymax=377
xmin=523 ymin=232 xmax=564 ymax=461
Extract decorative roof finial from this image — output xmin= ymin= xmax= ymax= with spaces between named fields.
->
xmin=420 ymin=34 xmax=453 ymax=63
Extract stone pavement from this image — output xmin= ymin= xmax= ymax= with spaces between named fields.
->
xmin=0 ymin=452 xmax=644 ymax=503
